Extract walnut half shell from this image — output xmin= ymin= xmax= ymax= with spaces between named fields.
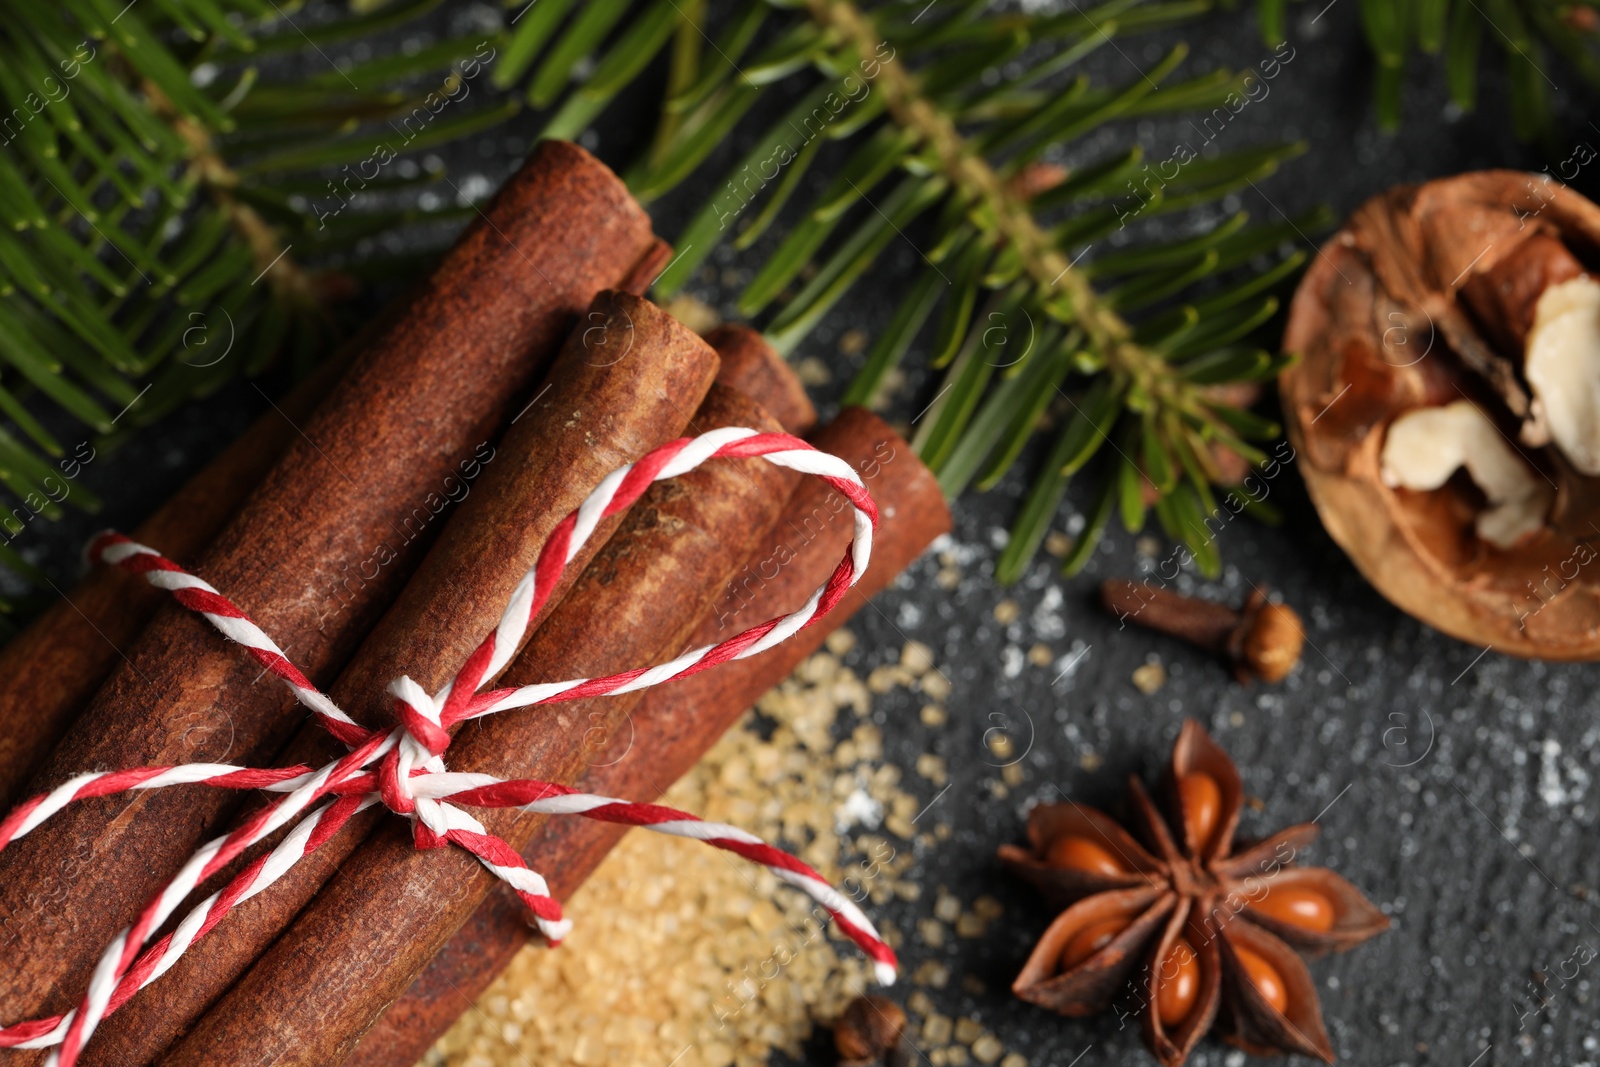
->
xmin=1280 ymin=171 xmax=1600 ymax=658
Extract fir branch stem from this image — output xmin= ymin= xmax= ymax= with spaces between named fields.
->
xmin=145 ymin=80 xmax=314 ymax=308
xmin=804 ymin=0 xmax=1180 ymax=408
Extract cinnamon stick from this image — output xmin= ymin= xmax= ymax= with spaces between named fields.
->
xmin=0 ymin=140 xmax=661 ymax=1040
xmin=157 ymin=377 xmax=799 ymax=1067
xmin=703 ymin=324 xmax=818 ymax=438
xmin=75 ymin=292 xmax=718 ymax=1065
xmin=348 ymin=407 xmax=949 ymax=1067
xmin=0 ymin=347 xmax=370 ymax=811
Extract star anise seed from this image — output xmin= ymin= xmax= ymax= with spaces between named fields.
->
xmin=999 ymin=719 xmax=1389 ymax=1066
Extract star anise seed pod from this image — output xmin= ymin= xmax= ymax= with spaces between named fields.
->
xmin=999 ymin=720 xmax=1389 ymax=1066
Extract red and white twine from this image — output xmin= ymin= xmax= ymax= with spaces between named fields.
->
xmin=0 ymin=426 xmax=897 ymax=1066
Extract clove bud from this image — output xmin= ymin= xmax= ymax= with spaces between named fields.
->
xmin=1100 ymin=579 xmax=1305 ymax=683
xmin=834 ymin=995 xmax=912 ymax=1067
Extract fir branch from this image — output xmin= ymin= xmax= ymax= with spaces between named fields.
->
xmin=1263 ymin=0 xmax=1599 ymax=142
xmin=801 ymin=0 xmax=1190 ymax=448
xmin=0 ymin=0 xmax=507 ymax=628
xmin=147 ymin=81 xmax=316 ymax=309
xmin=613 ymin=0 xmax=1307 ymax=582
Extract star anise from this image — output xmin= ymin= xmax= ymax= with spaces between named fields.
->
xmin=998 ymin=720 xmax=1389 ymax=1065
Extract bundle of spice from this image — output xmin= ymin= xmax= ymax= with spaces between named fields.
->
xmin=0 ymin=142 xmax=671 ymax=1060
xmin=1000 ymin=720 xmax=1387 ymax=1066
xmin=66 ymin=287 xmax=723 ymax=1065
xmin=151 ymin=399 xmax=947 ymax=1065
xmin=0 ymin=139 xmax=943 ymax=1066
xmin=1281 ymin=171 xmax=1600 ymax=656
xmin=0 ymin=144 xmax=686 ymax=1067
xmin=88 ymin=314 xmax=803 ymax=1063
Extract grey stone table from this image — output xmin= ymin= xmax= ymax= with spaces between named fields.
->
xmin=19 ymin=3 xmax=1600 ymax=1065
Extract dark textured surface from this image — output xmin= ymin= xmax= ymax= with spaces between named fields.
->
xmin=17 ymin=3 xmax=1600 ymax=1065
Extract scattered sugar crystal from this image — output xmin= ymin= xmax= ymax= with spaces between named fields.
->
xmin=795 ymin=356 xmax=831 ymax=385
xmin=1132 ymin=660 xmax=1167 ymax=694
xmin=836 ymin=787 xmax=882 ymax=833
xmin=901 ymin=640 xmax=935 ymax=674
xmin=1030 ymin=585 xmax=1065 ymax=640
xmin=972 ymin=1034 xmax=1005 ymax=1064
xmin=922 ymin=1013 xmax=954 ymax=1043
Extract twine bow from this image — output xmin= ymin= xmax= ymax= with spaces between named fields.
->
xmin=0 ymin=426 xmax=898 ymax=1067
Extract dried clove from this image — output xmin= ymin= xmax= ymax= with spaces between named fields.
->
xmin=834 ymin=995 xmax=913 ymax=1067
xmin=1100 ymin=580 xmax=1304 ymax=683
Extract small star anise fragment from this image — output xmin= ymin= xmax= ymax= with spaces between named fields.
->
xmin=998 ymin=720 xmax=1389 ymax=1066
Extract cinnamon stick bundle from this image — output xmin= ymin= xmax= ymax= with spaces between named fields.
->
xmin=159 ymin=380 xmax=800 ymax=1067
xmin=72 ymin=292 xmax=718 ymax=1065
xmin=0 ymin=140 xmax=661 ymax=1040
xmin=349 ymin=407 xmax=949 ymax=1067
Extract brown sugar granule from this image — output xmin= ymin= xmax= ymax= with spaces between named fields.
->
xmin=1131 ymin=659 xmax=1166 ymax=694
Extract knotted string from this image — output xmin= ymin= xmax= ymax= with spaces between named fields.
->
xmin=0 ymin=426 xmax=897 ymax=1066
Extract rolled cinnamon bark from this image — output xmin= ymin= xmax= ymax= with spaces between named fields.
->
xmin=0 ymin=141 xmax=662 ymax=1042
xmin=348 ymin=407 xmax=949 ymax=1067
xmin=75 ymin=292 xmax=718 ymax=1066
xmin=0 ymin=381 xmax=311 ymax=811
xmin=703 ymin=324 xmax=818 ymax=438
xmin=158 ymin=380 xmax=799 ymax=1067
